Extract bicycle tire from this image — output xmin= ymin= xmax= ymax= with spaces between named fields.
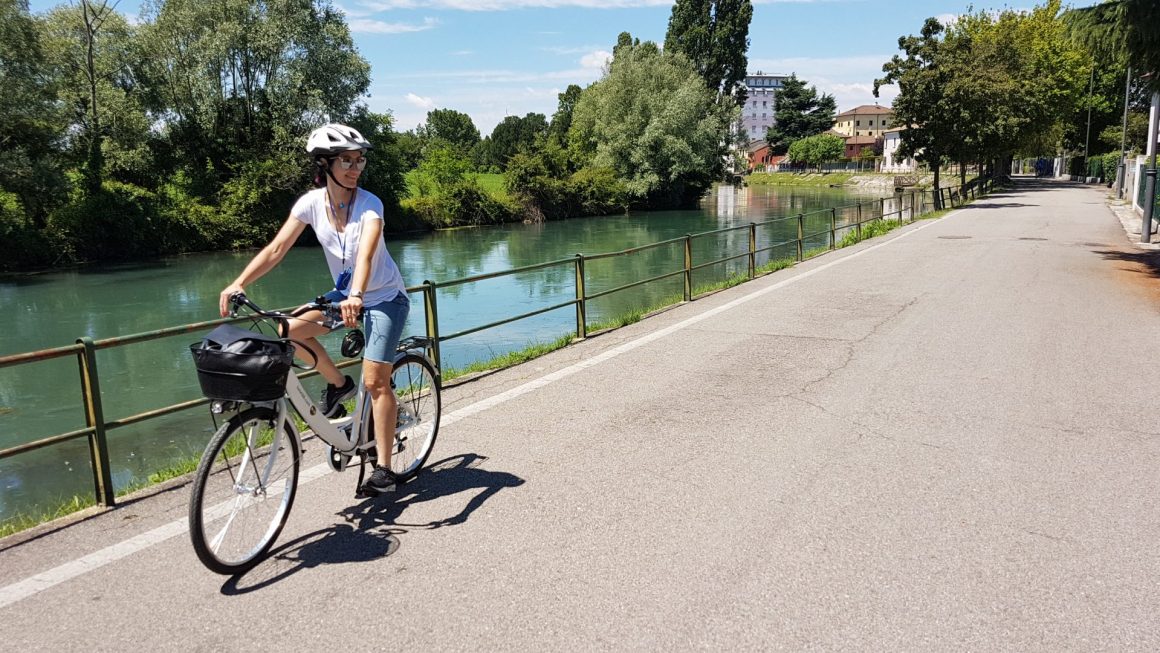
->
xmin=388 ymin=354 xmax=441 ymax=481
xmin=188 ymin=406 xmax=300 ymax=575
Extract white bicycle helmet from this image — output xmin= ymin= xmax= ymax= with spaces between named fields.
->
xmin=305 ymin=123 xmax=373 ymax=157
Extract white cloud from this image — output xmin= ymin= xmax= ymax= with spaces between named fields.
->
xmin=449 ymin=50 xmax=474 ymax=56
xmin=348 ymin=16 xmax=439 ymax=33
xmin=405 ymin=92 xmax=437 ymax=109
xmin=579 ymin=50 xmax=612 ymax=70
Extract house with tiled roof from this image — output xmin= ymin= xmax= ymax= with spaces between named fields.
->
xmin=832 ymin=104 xmax=894 ymax=138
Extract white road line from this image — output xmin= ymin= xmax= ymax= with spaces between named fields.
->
xmin=0 ymin=209 xmax=961 ymax=610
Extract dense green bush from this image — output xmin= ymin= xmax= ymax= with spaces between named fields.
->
xmin=398 ymin=180 xmax=518 ymax=228
xmin=505 ymin=149 xmax=628 ymax=221
xmin=0 ymin=191 xmax=54 ymax=271
xmin=46 ymin=180 xmax=164 ymax=262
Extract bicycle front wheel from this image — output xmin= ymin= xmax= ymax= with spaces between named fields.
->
xmin=188 ymin=407 xmax=300 ymax=575
xmin=390 ymin=354 xmax=441 ymax=480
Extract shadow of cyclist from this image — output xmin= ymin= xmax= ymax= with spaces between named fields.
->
xmin=341 ymin=453 xmax=525 ymax=532
xmin=220 ymin=453 xmax=523 ymax=594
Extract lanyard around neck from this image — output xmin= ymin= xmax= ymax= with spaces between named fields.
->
xmin=325 ymin=188 xmax=357 ymax=267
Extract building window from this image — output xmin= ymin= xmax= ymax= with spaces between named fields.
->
xmin=869 ymin=120 xmax=874 ymax=126
xmin=762 ymin=101 xmax=767 ymax=107
xmin=856 ymin=120 xmax=861 ymax=126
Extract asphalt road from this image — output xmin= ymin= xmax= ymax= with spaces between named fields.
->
xmin=2 ymin=178 xmax=1158 ymax=651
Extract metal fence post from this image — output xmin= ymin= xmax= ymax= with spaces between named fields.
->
xmin=683 ymin=235 xmax=693 ymax=302
xmin=829 ymin=208 xmax=837 ymax=249
xmin=796 ymin=213 xmax=804 ymax=261
xmin=748 ymin=223 xmax=756 ymax=278
xmin=856 ymin=203 xmax=863 ymax=240
xmin=574 ymin=254 xmax=587 ymax=339
xmin=422 ymin=281 xmax=441 ymax=372
xmin=880 ymin=197 xmax=886 ymax=222
xmin=76 ymin=337 xmax=114 ymax=507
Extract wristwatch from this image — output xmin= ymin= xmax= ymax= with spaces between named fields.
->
xmin=350 ymin=290 xmax=364 ymax=299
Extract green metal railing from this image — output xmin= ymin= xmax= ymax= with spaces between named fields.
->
xmin=1 ymin=183 xmax=989 ymax=513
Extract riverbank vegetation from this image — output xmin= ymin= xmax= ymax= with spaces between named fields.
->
xmin=0 ymin=0 xmax=752 ymax=272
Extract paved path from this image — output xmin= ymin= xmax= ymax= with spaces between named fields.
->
xmin=2 ymin=179 xmax=1159 ymax=650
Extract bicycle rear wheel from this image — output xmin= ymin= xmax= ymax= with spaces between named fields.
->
xmin=188 ymin=407 xmax=300 ymax=575
xmin=390 ymin=354 xmax=441 ymax=480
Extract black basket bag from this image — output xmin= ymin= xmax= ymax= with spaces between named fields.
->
xmin=190 ymin=323 xmax=296 ymax=401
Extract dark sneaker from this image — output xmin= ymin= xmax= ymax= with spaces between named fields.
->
xmin=321 ymin=375 xmax=356 ymax=417
xmin=364 ymin=465 xmax=398 ymax=494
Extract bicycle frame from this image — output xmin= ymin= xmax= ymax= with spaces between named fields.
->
xmin=251 ymin=344 xmax=438 ymax=475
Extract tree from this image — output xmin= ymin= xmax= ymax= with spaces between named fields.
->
xmin=423 ymin=108 xmax=480 ymax=152
xmin=941 ymin=2 xmax=1088 ymax=177
xmin=393 ymin=130 xmax=424 ymax=170
xmin=663 ymin=0 xmax=753 ymax=107
xmin=412 ymin=144 xmax=471 ymax=197
xmin=41 ymin=2 xmax=153 ymax=189
xmin=876 ymin=18 xmax=956 ymax=206
xmin=1066 ymin=0 xmax=1160 ymax=91
xmin=548 ymin=84 xmax=582 ymax=146
xmin=763 ymin=75 xmax=837 ymax=155
xmin=0 ymin=0 xmax=65 ymax=226
xmin=569 ymin=33 xmax=727 ymax=207
xmin=479 ymin=113 xmax=548 ymax=171
xmin=139 ymin=0 xmax=370 ymax=185
xmin=786 ymin=133 xmax=845 ymax=170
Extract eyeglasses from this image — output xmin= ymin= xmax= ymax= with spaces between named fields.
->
xmin=334 ymin=157 xmax=367 ymax=171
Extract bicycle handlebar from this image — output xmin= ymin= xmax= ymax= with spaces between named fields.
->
xmin=228 ymin=292 xmax=350 ymax=333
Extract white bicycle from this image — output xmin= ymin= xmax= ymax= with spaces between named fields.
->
xmin=188 ymin=293 xmax=441 ymax=575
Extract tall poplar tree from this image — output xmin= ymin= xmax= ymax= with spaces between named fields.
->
xmin=663 ymin=0 xmax=753 ymax=107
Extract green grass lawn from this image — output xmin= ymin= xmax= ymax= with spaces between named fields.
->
xmin=403 ymin=171 xmax=509 ymax=201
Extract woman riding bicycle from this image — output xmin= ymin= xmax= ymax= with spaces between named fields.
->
xmin=218 ymin=123 xmax=409 ymax=495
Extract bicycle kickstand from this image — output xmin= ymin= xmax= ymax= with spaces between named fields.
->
xmin=354 ymin=454 xmax=371 ymax=498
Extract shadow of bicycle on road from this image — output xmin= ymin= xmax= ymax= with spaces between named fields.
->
xmin=220 ymin=453 xmax=524 ymax=595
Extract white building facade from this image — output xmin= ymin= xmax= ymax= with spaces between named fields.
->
xmin=741 ymin=72 xmax=790 ymax=142
xmin=881 ymin=128 xmax=917 ymax=173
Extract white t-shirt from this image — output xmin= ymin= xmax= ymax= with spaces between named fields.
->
xmin=290 ymin=188 xmax=407 ymax=305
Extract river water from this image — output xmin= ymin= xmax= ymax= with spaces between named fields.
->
xmin=0 ymin=184 xmax=908 ymax=522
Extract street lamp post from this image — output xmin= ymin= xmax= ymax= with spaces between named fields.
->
xmin=1142 ymin=90 xmax=1158 ymax=244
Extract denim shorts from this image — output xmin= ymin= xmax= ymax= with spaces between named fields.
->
xmin=323 ymin=290 xmax=410 ymax=364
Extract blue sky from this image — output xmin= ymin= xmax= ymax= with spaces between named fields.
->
xmin=30 ymin=0 xmax=985 ymax=136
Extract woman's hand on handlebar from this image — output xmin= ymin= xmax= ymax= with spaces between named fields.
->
xmin=339 ymin=295 xmax=363 ymax=328
xmin=220 ymin=284 xmax=245 ymax=317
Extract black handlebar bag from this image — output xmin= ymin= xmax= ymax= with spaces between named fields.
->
xmin=190 ymin=324 xmax=296 ymax=401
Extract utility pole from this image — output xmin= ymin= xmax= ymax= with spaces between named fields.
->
xmin=1116 ymin=66 xmax=1131 ymax=200
xmin=1083 ymin=67 xmax=1094 ymax=179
